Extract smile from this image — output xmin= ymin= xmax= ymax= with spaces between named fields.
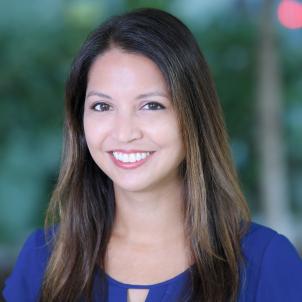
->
xmin=109 ymin=151 xmax=155 ymax=169
xmin=113 ymin=151 xmax=151 ymax=163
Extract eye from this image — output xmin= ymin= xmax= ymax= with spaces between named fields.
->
xmin=142 ymin=102 xmax=165 ymax=110
xmin=91 ymin=102 xmax=111 ymax=112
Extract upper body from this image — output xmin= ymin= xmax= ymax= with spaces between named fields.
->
xmin=3 ymin=221 xmax=302 ymax=301
xmin=4 ymin=7 xmax=300 ymax=302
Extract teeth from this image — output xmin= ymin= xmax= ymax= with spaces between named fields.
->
xmin=129 ymin=154 xmax=136 ymax=162
xmin=112 ymin=152 xmax=151 ymax=163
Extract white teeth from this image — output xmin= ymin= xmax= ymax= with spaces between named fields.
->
xmin=122 ymin=153 xmax=128 ymax=162
xmin=112 ymin=152 xmax=151 ymax=163
xmin=129 ymin=154 xmax=136 ymax=163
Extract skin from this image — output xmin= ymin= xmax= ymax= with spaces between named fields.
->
xmin=83 ymin=48 xmax=192 ymax=289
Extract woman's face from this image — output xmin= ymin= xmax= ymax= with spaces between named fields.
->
xmin=83 ymin=48 xmax=185 ymax=193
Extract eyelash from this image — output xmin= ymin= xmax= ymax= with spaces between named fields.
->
xmin=90 ymin=102 xmax=165 ymax=112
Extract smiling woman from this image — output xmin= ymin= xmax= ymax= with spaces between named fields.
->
xmin=3 ymin=7 xmax=302 ymax=302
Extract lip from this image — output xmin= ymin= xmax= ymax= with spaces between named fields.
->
xmin=109 ymin=151 xmax=155 ymax=169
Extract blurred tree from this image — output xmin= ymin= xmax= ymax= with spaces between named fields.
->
xmin=256 ymin=0 xmax=294 ymax=240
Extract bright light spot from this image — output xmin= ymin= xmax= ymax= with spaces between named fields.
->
xmin=277 ymin=0 xmax=302 ymax=29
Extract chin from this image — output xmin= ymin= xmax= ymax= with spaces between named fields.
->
xmin=113 ymin=181 xmax=150 ymax=193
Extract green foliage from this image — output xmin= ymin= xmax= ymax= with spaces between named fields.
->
xmin=125 ymin=0 xmax=168 ymax=10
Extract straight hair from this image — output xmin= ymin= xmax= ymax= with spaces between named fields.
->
xmin=41 ymin=8 xmax=251 ymax=302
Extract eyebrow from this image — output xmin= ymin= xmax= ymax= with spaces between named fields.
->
xmin=85 ymin=90 xmax=169 ymax=100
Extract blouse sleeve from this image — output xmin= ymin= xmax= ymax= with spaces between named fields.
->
xmin=256 ymin=233 xmax=302 ymax=301
xmin=2 ymin=229 xmax=49 ymax=302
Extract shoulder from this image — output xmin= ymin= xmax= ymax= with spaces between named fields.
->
xmin=239 ymin=221 xmax=302 ymax=302
xmin=2 ymin=226 xmax=57 ymax=302
xmin=241 ymin=221 xmax=279 ymax=258
xmin=241 ymin=221 xmax=302 ymax=269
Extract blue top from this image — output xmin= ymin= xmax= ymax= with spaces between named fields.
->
xmin=2 ymin=221 xmax=302 ymax=301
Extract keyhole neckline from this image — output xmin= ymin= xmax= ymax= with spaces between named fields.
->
xmin=97 ymin=264 xmax=194 ymax=289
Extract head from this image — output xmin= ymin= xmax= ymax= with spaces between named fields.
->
xmin=65 ymin=8 xmax=212 ymax=187
xmin=43 ymin=8 xmax=250 ymax=302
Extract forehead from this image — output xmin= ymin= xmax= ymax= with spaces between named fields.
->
xmin=86 ymin=48 xmax=169 ymax=93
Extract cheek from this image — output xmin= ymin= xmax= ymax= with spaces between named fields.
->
xmin=157 ymin=116 xmax=182 ymax=141
xmin=150 ymin=121 xmax=184 ymax=151
xmin=83 ymin=116 xmax=93 ymax=144
xmin=83 ymin=115 xmax=103 ymax=148
xmin=166 ymin=125 xmax=185 ymax=158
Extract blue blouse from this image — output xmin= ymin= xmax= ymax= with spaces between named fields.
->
xmin=2 ymin=221 xmax=302 ymax=301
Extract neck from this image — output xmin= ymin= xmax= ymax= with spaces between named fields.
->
xmin=111 ymin=179 xmax=187 ymax=246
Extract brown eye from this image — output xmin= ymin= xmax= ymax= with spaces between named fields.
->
xmin=142 ymin=102 xmax=165 ymax=110
xmin=91 ymin=102 xmax=111 ymax=112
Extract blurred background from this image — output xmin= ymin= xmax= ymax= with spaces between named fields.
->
xmin=0 ymin=0 xmax=301 ymax=291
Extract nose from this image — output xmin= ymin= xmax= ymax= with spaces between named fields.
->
xmin=112 ymin=112 xmax=143 ymax=143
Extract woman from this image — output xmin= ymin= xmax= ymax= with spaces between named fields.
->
xmin=3 ymin=7 xmax=302 ymax=302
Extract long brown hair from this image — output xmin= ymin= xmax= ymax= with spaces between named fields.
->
xmin=41 ymin=8 xmax=251 ymax=301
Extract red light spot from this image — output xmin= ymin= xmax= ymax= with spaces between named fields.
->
xmin=277 ymin=0 xmax=302 ymax=29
